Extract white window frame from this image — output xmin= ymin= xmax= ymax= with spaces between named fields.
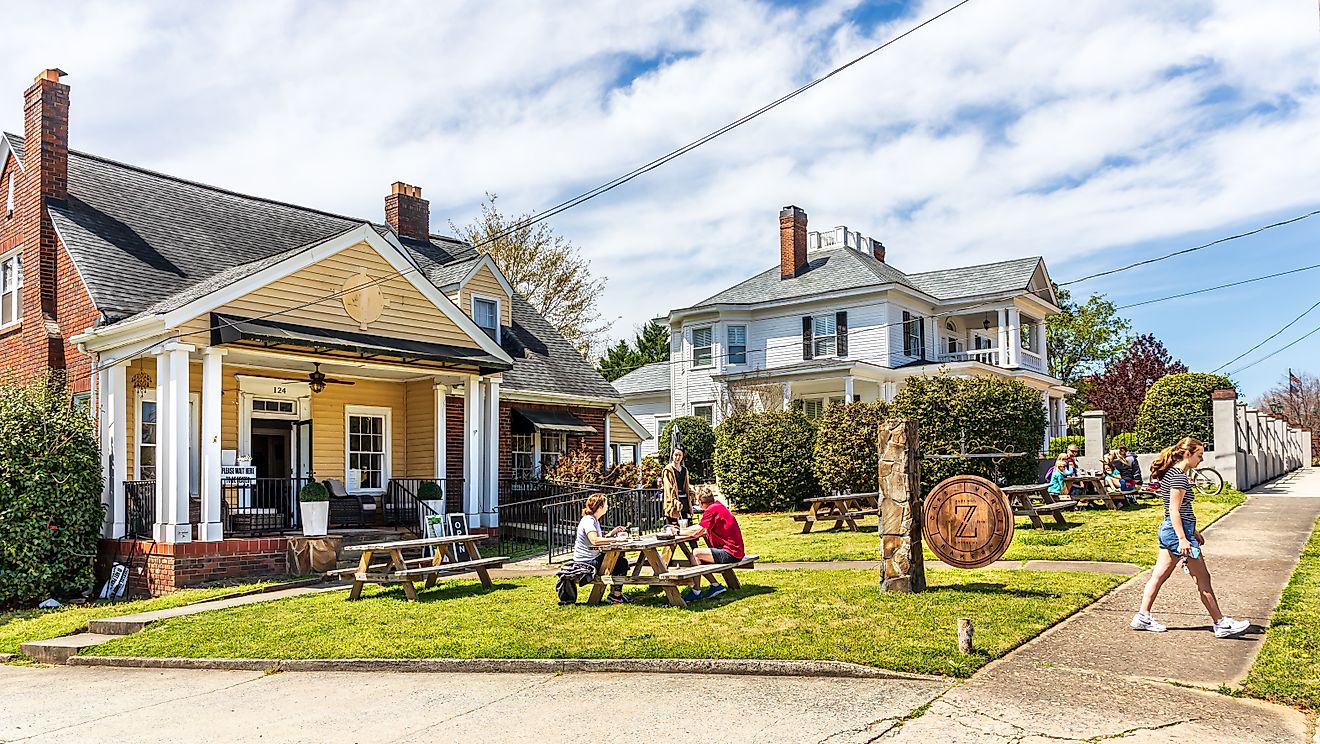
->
xmin=5 ymin=174 xmax=13 ymax=217
xmin=800 ymin=395 xmax=845 ymax=421
xmin=902 ymin=311 xmax=924 ymax=357
xmin=135 ymin=390 xmax=201 ymax=494
xmin=471 ymin=294 xmax=502 ymax=343
xmin=692 ymin=403 xmax=714 ymax=425
xmin=655 ymin=416 xmax=671 ymax=440
xmin=345 ymin=405 xmax=391 ymax=494
xmin=812 ymin=315 xmax=837 ymax=358
xmin=691 ymin=326 xmax=713 ymax=368
xmin=0 ymin=247 xmax=22 ymax=331
xmin=538 ymin=431 xmax=567 ymax=474
xmin=510 ymin=432 xmax=535 ymax=479
xmin=726 ymin=325 xmax=747 ymax=366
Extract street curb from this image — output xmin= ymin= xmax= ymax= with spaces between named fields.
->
xmin=66 ymin=655 xmax=950 ymax=681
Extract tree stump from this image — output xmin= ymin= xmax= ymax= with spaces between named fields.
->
xmin=878 ymin=418 xmax=925 ymax=593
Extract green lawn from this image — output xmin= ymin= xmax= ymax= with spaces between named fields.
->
xmin=738 ymin=489 xmax=1245 ymax=568
xmin=1243 ymin=516 xmax=1320 ymax=711
xmin=1 ymin=580 xmax=287 ymax=656
xmin=85 ymin=569 xmax=1120 ymax=678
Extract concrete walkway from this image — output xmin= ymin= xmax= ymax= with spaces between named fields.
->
xmin=887 ymin=468 xmax=1320 ymax=742
xmin=492 ymin=557 xmax=1141 ymax=578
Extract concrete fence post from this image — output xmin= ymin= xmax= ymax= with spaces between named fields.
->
xmin=1081 ymin=410 xmax=1105 ymax=472
xmin=1210 ymin=390 xmax=1239 ymax=491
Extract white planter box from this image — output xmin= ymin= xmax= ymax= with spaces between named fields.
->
xmin=300 ymin=501 xmax=329 ymax=537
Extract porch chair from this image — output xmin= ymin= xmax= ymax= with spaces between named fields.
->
xmin=324 ymin=479 xmax=377 ymax=528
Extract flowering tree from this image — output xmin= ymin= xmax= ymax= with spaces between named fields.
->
xmin=1084 ymin=334 xmax=1188 ymax=434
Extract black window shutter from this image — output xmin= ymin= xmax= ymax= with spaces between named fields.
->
xmin=919 ymin=316 xmax=927 ymax=359
xmin=802 ymin=317 xmax=814 ymax=360
xmin=835 ymin=311 xmax=848 ymax=357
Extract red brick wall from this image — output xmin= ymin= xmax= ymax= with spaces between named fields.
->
xmin=99 ymin=537 xmax=289 ymax=597
xmin=499 ymin=400 xmax=607 ymax=479
xmin=445 ymin=395 xmax=465 ymax=511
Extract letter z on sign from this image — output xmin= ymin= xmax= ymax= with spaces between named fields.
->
xmin=923 ymin=474 xmax=1014 ymax=569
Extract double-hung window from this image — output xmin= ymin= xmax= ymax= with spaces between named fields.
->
xmin=812 ymin=315 xmax=836 ymax=357
xmin=138 ymin=400 xmax=158 ymax=481
xmin=540 ymin=431 xmax=567 ymax=472
xmin=655 ymin=417 xmax=671 ymax=440
xmin=511 ymin=433 xmax=535 ymax=478
xmin=0 ymin=250 xmax=22 ymax=328
xmin=692 ymin=404 xmax=714 ymax=425
xmin=691 ymin=326 xmax=713 ymax=367
xmin=726 ymin=325 xmax=747 ymax=365
xmin=902 ymin=311 xmax=924 ymax=357
xmin=347 ymin=408 xmax=389 ymax=492
xmin=473 ymin=297 xmax=499 ymax=341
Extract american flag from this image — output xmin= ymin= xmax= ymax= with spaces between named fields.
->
xmin=1290 ymin=369 xmax=1303 ymax=398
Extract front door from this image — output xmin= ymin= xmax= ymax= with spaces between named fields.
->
xmin=251 ymin=420 xmax=293 ymax=528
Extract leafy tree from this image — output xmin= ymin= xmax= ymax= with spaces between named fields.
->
xmin=1136 ymin=372 xmax=1236 ymax=451
xmin=714 ymin=410 xmax=819 ymax=511
xmin=659 ymin=416 xmax=716 ymax=482
xmin=453 ymin=193 xmax=607 ymax=357
xmin=598 ymin=321 xmax=670 ymax=382
xmin=1085 ymin=334 xmax=1188 ymax=434
xmin=1047 ymin=288 xmax=1132 ymax=428
xmin=812 ymin=401 xmax=889 ymax=494
xmin=1253 ymin=370 xmax=1320 ymax=434
xmin=0 ymin=374 xmax=104 ymax=607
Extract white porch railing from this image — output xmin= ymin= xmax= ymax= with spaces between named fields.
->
xmin=938 ymin=349 xmax=1000 ymax=366
xmin=1019 ymin=351 xmax=1046 ymax=373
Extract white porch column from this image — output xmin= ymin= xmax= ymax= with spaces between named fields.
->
xmin=463 ymin=377 xmax=483 ymax=529
xmin=1006 ymin=307 xmax=1021 ymax=369
xmin=434 ymin=383 xmax=448 ymax=511
xmin=153 ymin=351 xmax=172 ymax=542
xmin=483 ymin=378 xmax=501 ymax=529
xmin=996 ymin=308 xmax=1009 ymax=367
xmin=604 ymin=411 xmax=613 ymax=467
xmin=199 ymin=348 xmax=226 ymax=542
xmin=1041 ymin=391 xmax=1052 ymax=452
xmin=1037 ymin=319 xmax=1048 ymax=367
xmin=782 ymin=382 xmax=791 ymax=411
xmin=844 ymin=376 xmax=855 ymax=403
xmin=155 ymin=343 xmax=194 ymax=544
xmin=100 ymin=360 xmax=130 ymax=538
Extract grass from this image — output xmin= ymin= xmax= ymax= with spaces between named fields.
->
xmin=738 ymin=489 xmax=1245 ymax=568
xmin=0 ymin=579 xmax=289 ymax=656
xmin=1243 ymin=515 xmax=1320 ymax=711
xmin=84 ymin=569 xmax=1121 ymax=678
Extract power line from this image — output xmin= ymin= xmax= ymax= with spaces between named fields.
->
xmin=1227 ymin=320 xmax=1320 ymax=377
xmin=1062 ymin=207 xmax=1320 ymax=286
xmin=1214 ymin=298 xmax=1320 ymax=373
xmin=1114 ymin=261 xmax=1320 ymax=310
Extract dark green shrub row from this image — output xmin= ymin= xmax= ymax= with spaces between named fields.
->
xmin=1136 ymin=372 xmax=1235 ymax=451
xmin=713 ymin=410 xmax=818 ymax=511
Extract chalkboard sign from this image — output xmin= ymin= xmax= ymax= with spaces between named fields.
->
xmin=448 ymin=515 xmax=471 ymax=562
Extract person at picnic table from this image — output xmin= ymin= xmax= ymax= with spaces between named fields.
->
xmin=572 ymin=493 xmax=632 ymax=605
xmin=1131 ymin=437 xmax=1250 ymax=638
xmin=1116 ymin=445 xmax=1143 ymax=489
xmin=662 ymin=446 xmax=694 ymax=527
xmin=1047 ymin=454 xmax=1070 ymax=497
xmin=677 ymin=490 xmax=746 ymax=602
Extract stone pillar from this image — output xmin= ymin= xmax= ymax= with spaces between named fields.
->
xmin=199 ymin=348 xmax=226 ymax=542
xmin=1081 ymin=410 xmax=1105 ymax=472
xmin=100 ymin=360 xmax=129 ymax=538
xmin=878 ymin=419 xmax=925 ymax=593
xmin=464 ymin=377 xmax=483 ymax=529
xmin=1244 ymin=408 xmax=1259 ymax=488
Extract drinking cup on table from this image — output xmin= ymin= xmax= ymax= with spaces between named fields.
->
xmin=678 ymin=518 xmax=689 ymax=530
xmin=630 ymin=526 xmax=640 ymax=539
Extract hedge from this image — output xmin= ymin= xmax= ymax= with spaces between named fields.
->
xmin=0 ymin=375 xmax=104 ymax=607
xmin=890 ymin=375 xmax=1047 ymax=492
xmin=1135 ymin=372 xmax=1235 ymax=452
xmin=714 ymin=409 xmax=819 ymax=511
xmin=660 ymin=416 xmax=715 ymax=482
xmin=1047 ymin=436 xmax=1084 ymax=458
xmin=813 ymin=401 xmax=889 ymax=494
xmin=1108 ymin=432 xmax=1139 ymax=451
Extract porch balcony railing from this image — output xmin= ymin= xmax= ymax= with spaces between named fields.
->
xmin=124 ymin=480 xmax=156 ymax=539
xmin=938 ymin=349 xmax=1000 ymax=366
xmin=385 ymin=478 xmax=465 ymax=535
xmin=223 ymin=477 xmax=310 ymax=535
xmin=1019 ymin=351 xmax=1046 ymax=373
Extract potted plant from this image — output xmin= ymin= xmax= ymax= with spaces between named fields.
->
xmin=417 ymin=481 xmax=445 ymax=534
xmin=299 ymin=481 xmax=330 ymax=536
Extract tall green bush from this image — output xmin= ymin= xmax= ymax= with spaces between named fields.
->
xmin=659 ymin=416 xmax=715 ymax=482
xmin=890 ymin=375 xmax=1047 ymax=492
xmin=813 ymin=401 xmax=889 ymax=493
xmin=0 ymin=375 xmax=104 ymax=607
xmin=1135 ymin=372 xmax=1235 ymax=451
xmin=714 ymin=410 xmax=819 ymax=511
xmin=1108 ymin=432 xmax=1140 ymax=451
xmin=1047 ymin=435 xmax=1085 ymax=457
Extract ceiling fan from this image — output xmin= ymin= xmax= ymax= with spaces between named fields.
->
xmin=305 ymin=363 xmax=355 ymax=393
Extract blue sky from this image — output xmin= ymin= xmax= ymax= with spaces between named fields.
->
xmin=2 ymin=0 xmax=1317 ymax=399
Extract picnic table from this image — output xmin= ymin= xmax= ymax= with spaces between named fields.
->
xmin=1002 ymin=484 xmax=1077 ymax=529
xmin=587 ymin=532 xmax=757 ymax=608
xmin=792 ymin=492 xmax=880 ymax=533
xmin=328 ymin=534 xmax=508 ymax=601
xmin=1065 ymin=475 xmax=1128 ymax=510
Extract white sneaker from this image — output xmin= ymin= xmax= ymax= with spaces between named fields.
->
xmin=1214 ymin=617 xmax=1250 ymax=638
xmin=1131 ymin=613 xmax=1167 ymax=632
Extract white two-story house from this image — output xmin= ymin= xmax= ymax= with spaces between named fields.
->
xmin=614 ymin=205 xmax=1073 ymax=456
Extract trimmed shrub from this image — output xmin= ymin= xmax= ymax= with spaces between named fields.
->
xmin=714 ymin=410 xmax=819 ymax=511
xmin=416 ymin=481 xmax=444 ymax=502
xmin=813 ymin=401 xmax=890 ymax=494
xmin=1047 ymin=436 xmax=1085 ymax=457
xmin=601 ymin=461 xmax=640 ymax=487
xmin=890 ymin=375 xmax=1047 ymax=492
xmin=0 ymin=375 xmax=104 ymax=607
xmin=1135 ymin=372 xmax=1236 ymax=451
xmin=298 ymin=481 xmax=329 ymax=502
xmin=659 ymin=416 xmax=715 ymax=481
xmin=1108 ymin=432 xmax=1140 ymax=451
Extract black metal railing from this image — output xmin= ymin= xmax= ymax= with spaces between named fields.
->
xmin=223 ymin=477 xmax=309 ymax=534
xmin=124 ymin=480 xmax=156 ymax=539
xmin=540 ymin=487 xmax=665 ymax=562
xmin=385 ymin=478 xmax=464 ymax=535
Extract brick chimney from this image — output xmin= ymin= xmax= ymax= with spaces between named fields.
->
xmin=779 ymin=205 xmax=807 ymax=279
xmin=385 ymin=182 xmax=429 ymax=240
xmin=21 ymin=68 xmax=70 ymax=349
xmin=872 ymin=241 xmax=886 ymax=263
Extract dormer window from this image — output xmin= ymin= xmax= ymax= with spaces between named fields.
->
xmin=472 ymin=296 xmax=499 ymax=342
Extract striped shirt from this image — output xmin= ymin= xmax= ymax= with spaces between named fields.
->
xmin=1159 ymin=466 xmax=1195 ymax=522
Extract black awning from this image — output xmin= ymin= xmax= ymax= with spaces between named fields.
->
xmin=511 ymin=407 xmax=597 ymax=434
xmin=211 ymin=312 xmax=512 ymax=374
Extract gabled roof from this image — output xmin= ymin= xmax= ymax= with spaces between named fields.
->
xmin=686 ymin=247 xmax=917 ymax=310
xmin=501 ymin=294 xmax=620 ymax=400
xmin=611 ymin=361 xmax=670 ymax=396
xmin=3 ymin=132 xmax=23 ymax=167
xmin=907 ymin=256 xmax=1046 ymax=302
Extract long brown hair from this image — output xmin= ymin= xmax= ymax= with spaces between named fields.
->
xmin=582 ymin=493 xmax=608 ymax=517
xmin=1150 ymin=437 xmax=1204 ymax=480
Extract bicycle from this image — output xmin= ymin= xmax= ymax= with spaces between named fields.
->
xmin=1192 ymin=467 xmax=1225 ymax=497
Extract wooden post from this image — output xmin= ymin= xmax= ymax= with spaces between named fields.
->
xmin=958 ymin=617 xmax=973 ymax=654
xmin=878 ymin=418 xmax=925 ymax=593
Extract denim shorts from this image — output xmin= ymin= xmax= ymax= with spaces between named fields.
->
xmin=1157 ymin=517 xmax=1198 ymax=556
xmin=709 ymin=548 xmax=739 ymax=564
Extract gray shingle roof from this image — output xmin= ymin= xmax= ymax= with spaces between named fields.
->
xmin=611 ymin=362 xmax=670 ymax=395
xmin=12 ymin=133 xmax=610 ymax=399
xmin=907 ymin=257 xmax=1043 ymax=301
xmin=687 ymin=247 xmax=916 ymax=309
xmin=4 ymin=132 xmax=22 ymax=160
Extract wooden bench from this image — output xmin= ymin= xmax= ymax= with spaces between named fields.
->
xmin=660 ymin=555 xmax=757 ymax=590
xmin=358 ymin=556 xmax=507 ymax=582
xmin=340 ymin=535 xmax=507 ymax=601
xmin=1003 ymin=485 xmax=1077 ymax=529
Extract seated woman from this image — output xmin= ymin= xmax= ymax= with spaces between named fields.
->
xmin=572 ymin=493 xmax=631 ymax=605
xmin=1102 ymin=450 xmax=1124 ymax=491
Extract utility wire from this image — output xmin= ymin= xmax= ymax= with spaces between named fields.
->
xmin=1214 ymin=298 xmax=1320 ymax=373
xmin=1114 ymin=261 xmax=1320 ymax=310
xmin=1227 ymin=320 xmax=1320 ymax=377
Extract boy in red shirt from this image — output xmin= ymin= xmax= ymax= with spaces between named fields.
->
xmin=679 ymin=490 xmax=745 ymax=601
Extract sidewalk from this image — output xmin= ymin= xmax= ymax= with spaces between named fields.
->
xmin=888 ymin=468 xmax=1320 ymax=743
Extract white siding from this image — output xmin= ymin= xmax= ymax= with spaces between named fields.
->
xmin=621 ymin=394 xmax=671 ymax=457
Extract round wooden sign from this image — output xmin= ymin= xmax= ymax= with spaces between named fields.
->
xmin=342 ymin=272 xmax=385 ymax=330
xmin=922 ymin=474 xmax=1014 ymax=569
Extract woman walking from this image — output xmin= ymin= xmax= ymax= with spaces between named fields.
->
xmin=662 ymin=446 xmax=693 ymax=527
xmin=1131 ymin=437 xmax=1250 ymax=637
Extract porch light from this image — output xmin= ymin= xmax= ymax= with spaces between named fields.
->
xmin=982 ymin=316 xmax=991 ymax=331
xmin=310 ymin=378 xmax=326 ymax=394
